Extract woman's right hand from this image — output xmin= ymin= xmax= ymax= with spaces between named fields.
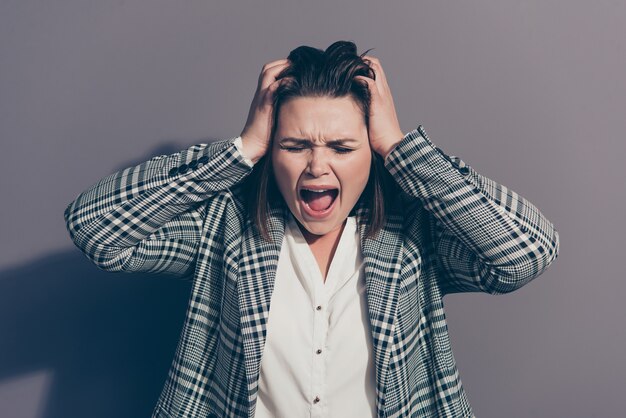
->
xmin=240 ymin=58 xmax=291 ymax=164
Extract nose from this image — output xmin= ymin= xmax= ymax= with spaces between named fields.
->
xmin=305 ymin=147 xmax=330 ymax=177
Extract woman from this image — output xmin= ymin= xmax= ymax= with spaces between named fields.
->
xmin=64 ymin=41 xmax=560 ymax=417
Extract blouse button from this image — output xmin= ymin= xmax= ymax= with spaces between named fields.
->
xmin=316 ymin=349 xmax=322 ymax=354
xmin=316 ymin=305 xmax=322 ymax=311
xmin=313 ymin=396 xmax=320 ymax=404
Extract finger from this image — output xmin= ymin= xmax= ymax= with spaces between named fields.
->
xmin=362 ymin=55 xmax=390 ymax=95
xmin=262 ymin=58 xmax=290 ymax=75
xmin=266 ymin=75 xmax=291 ymax=95
xmin=260 ymin=76 xmax=292 ymax=107
xmin=355 ymin=75 xmax=380 ymax=98
xmin=255 ymin=59 xmax=288 ymax=87
xmin=265 ymin=58 xmax=290 ymax=66
xmin=259 ymin=60 xmax=291 ymax=89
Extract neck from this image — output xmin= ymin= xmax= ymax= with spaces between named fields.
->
xmin=298 ymin=219 xmax=347 ymax=247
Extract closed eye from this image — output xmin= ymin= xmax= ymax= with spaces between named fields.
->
xmin=279 ymin=146 xmax=354 ymax=154
xmin=280 ymin=146 xmax=305 ymax=153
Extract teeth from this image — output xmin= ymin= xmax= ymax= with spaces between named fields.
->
xmin=305 ymin=189 xmax=330 ymax=193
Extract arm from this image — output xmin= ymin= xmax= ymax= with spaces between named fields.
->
xmin=385 ymin=125 xmax=560 ymax=295
xmin=63 ymin=136 xmax=254 ymax=278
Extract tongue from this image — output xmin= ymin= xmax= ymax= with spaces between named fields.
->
xmin=303 ymin=190 xmax=336 ymax=211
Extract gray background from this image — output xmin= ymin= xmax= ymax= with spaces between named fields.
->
xmin=1 ymin=0 xmax=624 ymax=417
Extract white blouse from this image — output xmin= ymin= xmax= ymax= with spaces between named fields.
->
xmin=254 ymin=213 xmax=377 ymax=417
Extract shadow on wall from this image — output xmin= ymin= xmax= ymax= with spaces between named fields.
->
xmin=0 ymin=251 xmax=192 ymax=418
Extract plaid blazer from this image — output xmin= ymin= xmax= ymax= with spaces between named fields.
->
xmin=64 ymin=125 xmax=560 ymax=418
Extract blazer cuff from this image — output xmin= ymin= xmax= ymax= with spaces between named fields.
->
xmin=232 ymin=136 xmax=255 ymax=167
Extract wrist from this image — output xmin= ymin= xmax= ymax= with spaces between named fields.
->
xmin=240 ymin=135 xmax=268 ymax=164
xmin=378 ymin=133 xmax=405 ymax=161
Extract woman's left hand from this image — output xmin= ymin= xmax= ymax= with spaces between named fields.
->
xmin=355 ymin=56 xmax=405 ymax=160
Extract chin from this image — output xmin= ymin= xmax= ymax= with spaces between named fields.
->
xmin=297 ymin=214 xmax=346 ymax=236
xmin=302 ymin=223 xmax=333 ymax=236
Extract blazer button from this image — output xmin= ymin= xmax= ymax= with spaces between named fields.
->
xmin=198 ymin=156 xmax=209 ymax=164
xmin=168 ymin=167 xmax=179 ymax=177
xmin=179 ymin=164 xmax=189 ymax=174
xmin=459 ymin=166 xmax=470 ymax=175
xmin=189 ymin=159 xmax=198 ymax=170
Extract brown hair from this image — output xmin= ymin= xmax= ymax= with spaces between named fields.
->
xmin=241 ymin=40 xmax=401 ymax=243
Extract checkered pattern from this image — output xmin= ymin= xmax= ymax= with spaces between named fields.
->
xmin=64 ymin=126 xmax=560 ymax=418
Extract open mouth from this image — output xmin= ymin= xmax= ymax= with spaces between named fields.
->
xmin=299 ymin=188 xmax=339 ymax=212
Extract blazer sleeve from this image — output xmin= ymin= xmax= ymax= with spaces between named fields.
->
xmin=63 ymin=136 xmax=254 ymax=278
xmin=385 ymin=125 xmax=560 ymax=295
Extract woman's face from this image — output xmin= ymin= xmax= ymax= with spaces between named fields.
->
xmin=271 ymin=96 xmax=372 ymax=238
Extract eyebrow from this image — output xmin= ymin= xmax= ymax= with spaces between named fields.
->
xmin=278 ymin=137 xmax=360 ymax=146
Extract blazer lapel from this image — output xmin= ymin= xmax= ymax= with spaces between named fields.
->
xmin=355 ymin=201 xmax=404 ymax=411
xmin=237 ymin=202 xmax=286 ymax=415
